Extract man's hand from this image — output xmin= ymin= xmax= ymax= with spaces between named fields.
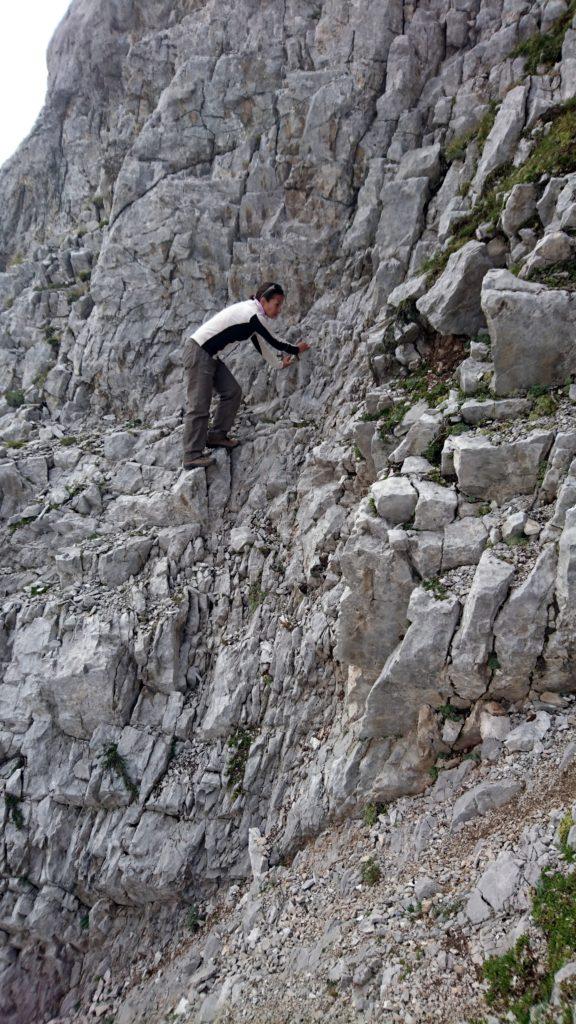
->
xmin=297 ymin=341 xmax=311 ymax=353
xmin=281 ymin=355 xmax=294 ymax=368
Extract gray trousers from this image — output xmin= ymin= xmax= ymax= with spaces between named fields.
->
xmin=183 ymin=340 xmax=242 ymax=461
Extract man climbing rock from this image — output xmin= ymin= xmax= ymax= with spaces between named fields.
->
xmin=182 ymin=282 xmax=310 ymax=469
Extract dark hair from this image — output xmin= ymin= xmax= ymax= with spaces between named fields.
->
xmin=251 ymin=281 xmax=285 ymax=301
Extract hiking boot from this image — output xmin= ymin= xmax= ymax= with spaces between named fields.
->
xmin=206 ymin=432 xmax=241 ymax=449
xmin=183 ymin=455 xmax=215 ymax=469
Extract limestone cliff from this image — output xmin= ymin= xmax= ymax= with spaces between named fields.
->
xmin=1 ymin=0 xmax=576 ymax=1021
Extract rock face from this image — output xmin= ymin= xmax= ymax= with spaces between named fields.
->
xmin=2 ymin=0 xmax=576 ymax=1021
xmin=482 ymin=270 xmax=576 ymax=395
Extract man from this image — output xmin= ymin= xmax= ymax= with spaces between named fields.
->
xmin=182 ymin=282 xmax=310 ymax=469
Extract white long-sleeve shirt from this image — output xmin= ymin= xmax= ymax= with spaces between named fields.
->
xmin=191 ymin=299 xmax=299 ymax=360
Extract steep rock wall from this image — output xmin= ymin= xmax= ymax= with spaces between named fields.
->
xmin=1 ymin=0 xmax=576 ymax=1020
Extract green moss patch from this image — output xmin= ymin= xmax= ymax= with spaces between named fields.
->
xmin=526 ymin=259 xmax=576 ymax=291
xmin=481 ymin=870 xmax=576 ymax=1022
xmin=511 ymin=1 xmax=576 ymax=75
xmin=226 ymin=728 xmax=255 ymax=797
xmin=444 ymin=102 xmax=499 ymax=164
xmin=423 ymin=99 xmax=576 ymax=283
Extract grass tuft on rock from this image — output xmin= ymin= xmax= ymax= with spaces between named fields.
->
xmin=361 ymin=858 xmax=382 ymax=886
xmin=363 ymin=802 xmax=387 ymax=827
xmin=5 ymin=389 xmax=25 ymax=408
xmin=5 ymin=794 xmax=24 ymax=830
xmin=101 ymin=744 xmax=139 ymax=801
xmin=526 ymin=259 xmax=576 ymax=292
xmin=377 ymin=402 xmax=409 ymax=441
xmin=423 ymin=99 xmax=576 ymax=283
xmin=481 ymin=870 xmax=576 ymax=1022
xmin=444 ymin=101 xmax=499 ymax=164
xmin=422 ymin=577 xmax=449 ymax=600
xmin=557 ymin=812 xmax=575 ymax=864
xmin=511 ymin=1 xmax=576 ymax=75
xmin=226 ymin=728 xmax=254 ymax=797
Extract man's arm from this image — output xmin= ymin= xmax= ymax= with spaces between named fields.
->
xmin=249 ymin=315 xmax=300 ymax=356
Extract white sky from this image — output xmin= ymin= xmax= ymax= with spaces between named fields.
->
xmin=0 ymin=1 xmax=72 ymax=168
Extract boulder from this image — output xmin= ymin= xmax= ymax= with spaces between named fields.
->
xmin=482 ymin=269 xmax=576 ymax=395
xmin=449 ymin=552 xmax=515 ymax=700
xmin=505 ymin=712 xmax=551 ymax=752
xmin=501 ymin=512 xmax=526 ymax=542
xmin=457 ymin=357 xmax=493 ymax=396
xmin=452 ymin=431 xmax=553 ymax=502
xmin=466 ymin=851 xmax=523 ymax=922
xmin=408 ymin=530 xmax=443 ymax=578
xmin=471 ymin=85 xmax=528 ymax=194
xmin=540 ymin=431 xmax=576 ymax=502
xmin=397 ymin=144 xmax=442 ymax=182
xmin=387 ymin=273 xmax=429 ymax=309
xmin=491 ymin=547 xmax=558 ymax=700
xmin=371 ymin=475 xmax=418 ymax=524
xmin=388 ymin=411 xmax=443 ymax=464
xmin=359 ymin=587 xmax=461 ymax=738
xmin=540 ymin=506 xmax=576 ymax=691
xmin=413 ymin=480 xmax=457 ymax=530
xmin=98 ymin=538 xmax=154 ymax=587
xmin=417 ymin=241 xmax=493 ymax=336
xmin=442 ymin=517 xmax=488 ymax=570
xmin=501 ymin=183 xmax=538 ymax=238
xmin=335 ymin=531 xmax=415 ymax=709
xmin=451 ymin=778 xmax=524 ymax=827
xmin=520 ymin=230 xmax=574 ymax=278
xmin=460 ymin=398 xmax=531 ymax=425
xmin=376 ymin=178 xmax=429 ymax=265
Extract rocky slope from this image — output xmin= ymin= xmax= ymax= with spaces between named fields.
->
xmin=2 ymin=0 xmax=576 ymax=1021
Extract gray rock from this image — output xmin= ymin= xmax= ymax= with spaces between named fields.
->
xmin=466 ymin=851 xmax=523 ymax=922
xmin=505 ymin=712 xmax=552 ymax=753
xmin=501 ymin=183 xmax=538 ymax=238
xmin=541 ymin=431 xmax=576 ymax=503
xmin=413 ymin=480 xmax=457 ymax=531
xmin=335 ymin=532 xmax=414 ymax=711
xmin=472 ymin=85 xmax=527 ymax=194
xmin=376 ymin=178 xmax=429 ymax=265
xmin=416 ymin=242 xmax=493 ymax=337
xmin=449 ymin=552 xmax=515 ymax=700
xmin=491 ymin=547 xmax=557 ymax=700
xmin=414 ymin=876 xmax=441 ymax=900
xmin=551 ymin=961 xmax=576 ymax=1007
xmin=442 ymin=517 xmax=488 ymax=571
xmin=460 ymin=398 xmax=531 ymax=426
xmin=387 ymin=273 xmax=429 ymax=309
xmin=371 ymin=476 xmax=417 ymax=524
xmin=520 ymin=230 xmax=574 ymax=278
xmin=501 ymin=512 xmax=526 ymax=542
xmin=388 ymin=412 xmax=443 ymax=464
xmin=397 ymin=144 xmax=442 ymax=182
xmin=457 ymin=357 xmax=494 ymax=397
xmin=98 ymin=538 xmax=154 ymax=587
xmin=452 ymin=778 xmax=524 ymax=827
xmin=452 ymin=431 xmax=553 ymax=502
xmin=360 ymin=586 xmax=460 ymax=737
xmin=482 ymin=270 xmax=576 ymax=395
xmin=480 ymin=709 xmax=511 ymax=742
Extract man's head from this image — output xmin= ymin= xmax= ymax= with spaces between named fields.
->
xmin=255 ymin=281 xmax=285 ymax=319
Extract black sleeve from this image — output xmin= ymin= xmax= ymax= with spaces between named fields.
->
xmin=249 ymin=315 xmax=299 ymax=356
